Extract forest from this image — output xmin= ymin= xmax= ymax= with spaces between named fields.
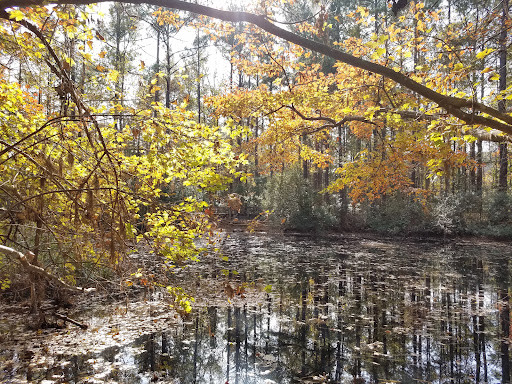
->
xmin=1 ymin=0 xmax=512 ymax=382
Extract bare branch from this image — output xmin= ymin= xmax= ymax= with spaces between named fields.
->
xmin=287 ymin=105 xmax=512 ymax=142
xmin=287 ymin=104 xmax=337 ymax=125
xmin=0 ymin=244 xmax=95 ymax=293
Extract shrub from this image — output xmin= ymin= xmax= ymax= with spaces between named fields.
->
xmin=364 ymin=195 xmax=433 ymax=235
xmin=487 ymin=191 xmax=511 ymax=225
xmin=263 ymin=167 xmax=337 ymax=232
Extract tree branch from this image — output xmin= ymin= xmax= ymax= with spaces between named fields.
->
xmin=0 ymin=244 xmax=95 ymax=293
xmin=286 ymin=104 xmax=376 ymax=134
xmin=287 ymin=104 xmax=337 ymax=125
xmin=287 ymin=105 xmax=512 ymax=142
xmin=382 ymin=108 xmax=512 ymax=142
xmin=1 ymin=0 xmax=512 ymax=133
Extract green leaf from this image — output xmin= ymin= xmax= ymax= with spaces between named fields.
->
xmin=264 ymin=284 xmax=272 ymax=293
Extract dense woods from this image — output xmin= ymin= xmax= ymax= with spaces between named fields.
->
xmin=1 ymin=0 xmax=512 ymax=382
xmin=0 ymin=0 xmax=512 ymax=319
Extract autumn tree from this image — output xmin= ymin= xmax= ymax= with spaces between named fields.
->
xmin=201 ymin=0 xmax=512 ymax=232
xmin=1 ymin=0 xmax=512 ymax=299
xmin=0 ymin=3 xmax=249 ymax=321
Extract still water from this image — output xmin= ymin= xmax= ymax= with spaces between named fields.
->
xmin=5 ymin=233 xmax=512 ymax=383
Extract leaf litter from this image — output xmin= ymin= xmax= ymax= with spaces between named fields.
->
xmin=0 ymin=232 xmax=511 ymax=383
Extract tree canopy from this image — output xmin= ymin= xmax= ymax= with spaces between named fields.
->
xmin=0 ymin=0 xmax=511 ymax=310
xmin=1 ymin=0 xmax=512 ymax=134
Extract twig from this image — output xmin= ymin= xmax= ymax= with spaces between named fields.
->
xmin=54 ymin=312 xmax=88 ymax=329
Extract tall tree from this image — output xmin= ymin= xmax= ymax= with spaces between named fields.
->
xmin=103 ymin=2 xmax=139 ymax=129
xmin=498 ymin=0 xmax=509 ymax=191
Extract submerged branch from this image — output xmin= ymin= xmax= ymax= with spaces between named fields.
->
xmin=54 ymin=312 xmax=89 ymax=329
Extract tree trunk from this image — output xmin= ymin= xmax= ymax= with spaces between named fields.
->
xmin=302 ymin=133 xmax=309 ymax=180
xmin=165 ymin=27 xmax=171 ymax=108
xmin=196 ymin=28 xmax=201 ymax=123
xmin=338 ymin=125 xmax=348 ymax=227
xmin=498 ymin=0 xmax=509 ymax=191
xmin=154 ymin=28 xmax=160 ymax=106
xmin=477 ymin=140 xmax=483 ymax=194
xmin=254 ymin=117 xmax=259 ymax=177
xmin=470 ymin=141 xmax=476 ymax=190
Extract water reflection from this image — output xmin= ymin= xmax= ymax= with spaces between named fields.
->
xmin=9 ymin=235 xmax=512 ymax=383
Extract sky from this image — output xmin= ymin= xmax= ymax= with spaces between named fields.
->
xmin=92 ymin=0 xmax=243 ymax=104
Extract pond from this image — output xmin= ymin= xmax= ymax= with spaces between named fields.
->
xmin=1 ymin=233 xmax=511 ymax=383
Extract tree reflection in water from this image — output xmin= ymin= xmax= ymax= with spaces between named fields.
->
xmin=113 ymin=235 xmax=509 ymax=383
xmin=16 ymin=234 xmax=512 ymax=383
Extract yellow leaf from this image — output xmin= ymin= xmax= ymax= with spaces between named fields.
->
xmin=375 ymin=47 xmax=386 ymax=57
xmin=108 ymin=69 xmax=119 ymax=82
xmin=481 ymin=67 xmax=492 ymax=74
xmin=476 ymin=48 xmax=495 ymax=60
xmin=489 ymin=73 xmax=500 ymax=81
xmin=9 ymin=10 xmax=24 ymax=21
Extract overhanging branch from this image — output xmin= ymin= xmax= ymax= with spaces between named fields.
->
xmin=286 ymin=104 xmax=375 ymax=133
xmin=1 ymin=0 xmax=512 ymax=133
xmin=287 ymin=105 xmax=512 ymax=142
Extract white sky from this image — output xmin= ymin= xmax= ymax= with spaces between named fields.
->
xmin=92 ymin=0 xmax=249 ymax=101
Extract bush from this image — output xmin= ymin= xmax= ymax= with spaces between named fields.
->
xmin=364 ymin=195 xmax=433 ymax=235
xmin=487 ymin=191 xmax=511 ymax=225
xmin=465 ymin=191 xmax=512 ymax=239
xmin=263 ymin=167 xmax=338 ymax=232
xmin=363 ymin=191 xmax=512 ymax=238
